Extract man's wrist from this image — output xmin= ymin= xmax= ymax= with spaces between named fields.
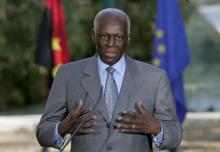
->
xmin=151 ymin=122 xmax=164 ymax=148
xmin=58 ymin=121 xmax=67 ymax=137
xmin=152 ymin=119 xmax=161 ymax=136
xmin=54 ymin=122 xmax=66 ymax=148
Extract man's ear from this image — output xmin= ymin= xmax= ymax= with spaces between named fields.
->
xmin=127 ymin=32 xmax=131 ymax=45
xmin=91 ymin=29 xmax=95 ymax=43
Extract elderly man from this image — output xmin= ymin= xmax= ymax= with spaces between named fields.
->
xmin=36 ymin=8 xmax=182 ymax=152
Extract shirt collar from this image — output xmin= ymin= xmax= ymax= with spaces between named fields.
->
xmin=97 ymin=55 xmax=126 ymax=75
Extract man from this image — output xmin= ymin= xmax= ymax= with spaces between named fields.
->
xmin=36 ymin=8 xmax=182 ymax=152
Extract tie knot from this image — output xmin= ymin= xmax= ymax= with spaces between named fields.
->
xmin=106 ymin=66 xmax=115 ymax=75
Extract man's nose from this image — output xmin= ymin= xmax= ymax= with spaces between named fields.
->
xmin=107 ymin=35 xmax=115 ymax=46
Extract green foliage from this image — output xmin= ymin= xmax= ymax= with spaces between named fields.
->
xmin=62 ymin=0 xmax=101 ymax=59
xmin=0 ymin=0 xmax=45 ymax=111
xmin=119 ymin=0 xmax=156 ymax=62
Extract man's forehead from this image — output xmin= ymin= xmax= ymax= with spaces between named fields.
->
xmin=96 ymin=16 xmax=127 ymax=34
xmin=93 ymin=8 xmax=130 ymax=34
xmin=96 ymin=11 xmax=125 ymax=23
xmin=98 ymin=15 xmax=124 ymax=24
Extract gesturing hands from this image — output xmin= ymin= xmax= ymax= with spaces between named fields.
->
xmin=58 ymin=100 xmax=96 ymax=137
xmin=116 ymin=101 xmax=161 ymax=135
xmin=58 ymin=100 xmax=160 ymax=137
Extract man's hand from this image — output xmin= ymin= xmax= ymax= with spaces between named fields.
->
xmin=116 ymin=101 xmax=161 ymax=135
xmin=58 ymin=100 xmax=96 ymax=137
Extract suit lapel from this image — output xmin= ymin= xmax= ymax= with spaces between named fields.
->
xmin=80 ymin=55 xmax=144 ymax=124
xmin=80 ymin=56 xmax=109 ymax=123
xmin=112 ymin=56 xmax=144 ymax=123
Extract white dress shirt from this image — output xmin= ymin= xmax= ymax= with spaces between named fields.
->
xmin=97 ymin=55 xmax=126 ymax=93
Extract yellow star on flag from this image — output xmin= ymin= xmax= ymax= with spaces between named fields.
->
xmin=152 ymin=58 xmax=161 ymax=66
xmin=52 ymin=63 xmax=61 ymax=77
xmin=157 ymin=44 xmax=166 ymax=54
xmin=156 ymin=29 xmax=164 ymax=38
xmin=52 ymin=37 xmax=61 ymax=51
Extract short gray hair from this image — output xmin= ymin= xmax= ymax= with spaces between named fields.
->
xmin=93 ymin=8 xmax=130 ymax=34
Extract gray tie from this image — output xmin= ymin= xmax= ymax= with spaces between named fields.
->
xmin=105 ymin=66 xmax=118 ymax=121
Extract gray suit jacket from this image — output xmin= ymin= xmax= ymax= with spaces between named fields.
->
xmin=36 ymin=55 xmax=182 ymax=152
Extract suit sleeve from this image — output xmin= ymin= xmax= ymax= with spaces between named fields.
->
xmin=153 ymin=71 xmax=183 ymax=149
xmin=36 ymin=65 xmax=68 ymax=148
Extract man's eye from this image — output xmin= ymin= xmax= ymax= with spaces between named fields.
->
xmin=99 ymin=35 xmax=107 ymax=38
xmin=116 ymin=35 xmax=124 ymax=39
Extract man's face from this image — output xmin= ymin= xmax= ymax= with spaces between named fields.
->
xmin=92 ymin=15 xmax=130 ymax=65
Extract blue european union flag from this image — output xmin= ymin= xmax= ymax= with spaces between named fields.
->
xmin=152 ymin=0 xmax=190 ymax=123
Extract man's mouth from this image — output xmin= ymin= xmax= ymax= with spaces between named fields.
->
xmin=104 ymin=52 xmax=116 ymax=57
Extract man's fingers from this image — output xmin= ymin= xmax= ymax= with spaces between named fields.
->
xmin=125 ymin=111 xmax=138 ymax=118
xmin=117 ymin=116 xmax=132 ymax=124
xmin=81 ymin=122 xmax=96 ymax=129
xmin=81 ymin=117 xmax=96 ymax=129
xmin=114 ymin=101 xmax=158 ymax=135
xmin=137 ymin=100 xmax=145 ymax=114
xmin=70 ymin=108 xmax=89 ymax=120
xmin=77 ymin=116 xmax=96 ymax=134
xmin=70 ymin=100 xmax=85 ymax=112
xmin=119 ymin=111 xmax=138 ymax=119
xmin=70 ymin=100 xmax=91 ymax=119
xmin=78 ymin=128 xmax=94 ymax=134
xmin=77 ymin=107 xmax=91 ymax=117
xmin=70 ymin=102 xmax=80 ymax=112
xmin=60 ymin=101 xmax=93 ymax=135
xmin=76 ymin=100 xmax=84 ymax=112
xmin=70 ymin=116 xmax=96 ymax=134
xmin=117 ymin=123 xmax=142 ymax=132
xmin=138 ymin=100 xmax=152 ymax=115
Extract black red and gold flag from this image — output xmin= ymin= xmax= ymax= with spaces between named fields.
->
xmin=35 ymin=0 xmax=69 ymax=77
